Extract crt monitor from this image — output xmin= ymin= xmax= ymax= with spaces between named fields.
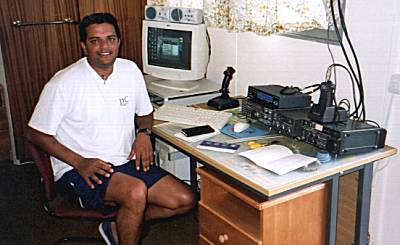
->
xmin=142 ymin=20 xmax=209 ymax=91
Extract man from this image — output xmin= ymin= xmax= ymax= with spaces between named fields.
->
xmin=26 ymin=13 xmax=195 ymax=245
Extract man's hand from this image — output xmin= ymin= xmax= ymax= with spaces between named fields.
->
xmin=75 ymin=158 xmax=114 ymax=189
xmin=128 ymin=133 xmax=154 ymax=172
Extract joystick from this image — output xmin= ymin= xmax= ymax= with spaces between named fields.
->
xmin=207 ymin=67 xmax=240 ymax=110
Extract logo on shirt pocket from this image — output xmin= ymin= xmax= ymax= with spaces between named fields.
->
xmin=119 ymin=96 xmax=129 ymax=106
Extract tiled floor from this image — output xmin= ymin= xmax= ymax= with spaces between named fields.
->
xmin=0 ymin=161 xmax=198 ymax=245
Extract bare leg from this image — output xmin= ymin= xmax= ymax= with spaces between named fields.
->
xmin=103 ymin=173 xmax=195 ymax=244
xmin=145 ymin=175 xmax=196 ymax=220
xmin=104 ymin=172 xmax=148 ymax=245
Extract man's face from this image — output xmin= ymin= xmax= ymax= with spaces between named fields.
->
xmin=81 ymin=23 xmax=120 ymax=71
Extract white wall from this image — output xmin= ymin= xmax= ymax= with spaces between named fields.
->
xmin=205 ymin=0 xmax=400 ymax=244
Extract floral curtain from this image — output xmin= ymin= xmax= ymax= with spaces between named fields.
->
xmin=148 ymin=0 xmax=332 ymax=36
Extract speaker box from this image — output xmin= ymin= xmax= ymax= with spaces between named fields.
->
xmin=145 ymin=5 xmax=170 ymax=22
xmin=169 ymin=7 xmax=203 ymax=24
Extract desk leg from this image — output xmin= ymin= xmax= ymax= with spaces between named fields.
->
xmin=355 ymin=163 xmax=373 ymax=245
xmin=190 ymin=158 xmax=198 ymax=193
xmin=327 ymin=175 xmax=339 ymax=245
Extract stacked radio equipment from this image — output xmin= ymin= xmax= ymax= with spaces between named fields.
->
xmin=303 ymin=77 xmax=387 ymax=155
xmin=242 ymin=84 xmax=387 ymax=155
xmin=242 ymin=85 xmax=311 ymax=137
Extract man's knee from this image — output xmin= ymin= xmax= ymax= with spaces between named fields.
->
xmin=180 ymin=190 xmax=196 ymax=208
xmin=172 ymin=189 xmax=196 ymax=213
xmin=121 ymin=181 xmax=148 ymax=209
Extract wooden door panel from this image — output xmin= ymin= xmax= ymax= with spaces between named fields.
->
xmin=78 ymin=0 xmax=145 ymax=68
xmin=0 ymin=0 xmax=81 ymax=160
xmin=0 ymin=0 xmax=145 ymax=161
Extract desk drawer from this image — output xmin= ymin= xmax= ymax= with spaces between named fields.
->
xmin=199 ymin=205 xmax=259 ymax=245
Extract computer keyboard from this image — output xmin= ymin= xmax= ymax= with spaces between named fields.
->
xmin=154 ymin=103 xmax=232 ymax=129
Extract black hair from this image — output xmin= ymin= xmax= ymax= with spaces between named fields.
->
xmin=79 ymin=13 xmax=121 ymax=43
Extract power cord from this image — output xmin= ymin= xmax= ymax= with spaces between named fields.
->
xmin=330 ymin=0 xmax=366 ymax=121
xmin=301 ymin=83 xmax=321 ymax=95
xmin=325 ymin=63 xmax=360 ymax=119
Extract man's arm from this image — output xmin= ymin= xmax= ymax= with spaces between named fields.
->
xmin=128 ymin=112 xmax=154 ymax=171
xmin=26 ymin=127 xmax=113 ymax=188
xmin=135 ymin=112 xmax=153 ymax=130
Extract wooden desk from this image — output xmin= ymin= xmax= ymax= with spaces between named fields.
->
xmin=151 ymin=122 xmax=396 ymax=245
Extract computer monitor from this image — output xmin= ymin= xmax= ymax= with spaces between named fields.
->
xmin=142 ymin=20 xmax=209 ymax=91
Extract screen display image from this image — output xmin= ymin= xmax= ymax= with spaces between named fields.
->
xmin=148 ymin=27 xmax=191 ymax=70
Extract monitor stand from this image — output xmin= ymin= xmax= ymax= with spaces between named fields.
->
xmin=151 ymin=79 xmax=200 ymax=92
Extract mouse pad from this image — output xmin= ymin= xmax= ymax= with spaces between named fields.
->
xmin=221 ymin=124 xmax=269 ymax=139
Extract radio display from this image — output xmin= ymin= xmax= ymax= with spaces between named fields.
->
xmin=256 ymin=92 xmax=273 ymax=103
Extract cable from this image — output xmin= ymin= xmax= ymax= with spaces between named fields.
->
xmin=329 ymin=0 xmax=366 ymax=121
xmin=338 ymin=98 xmax=351 ymax=112
xmin=330 ymin=1 xmax=361 ymax=118
xmin=326 ymin=63 xmax=359 ymax=118
xmin=326 ymin=18 xmax=337 ymax=85
xmin=301 ymin=83 xmax=321 ymax=95
xmin=333 ymin=2 xmax=366 ymax=120
xmin=362 ymin=119 xmax=380 ymax=127
xmin=336 ymin=0 xmax=366 ymax=120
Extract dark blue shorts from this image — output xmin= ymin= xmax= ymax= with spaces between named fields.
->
xmin=57 ymin=160 xmax=168 ymax=213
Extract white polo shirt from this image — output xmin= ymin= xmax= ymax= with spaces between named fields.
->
xmin=29 ymin=57 xmax=154 ymax=181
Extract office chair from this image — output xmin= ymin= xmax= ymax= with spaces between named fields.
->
xmin=28 ymin=142 xmax=117 ymax=244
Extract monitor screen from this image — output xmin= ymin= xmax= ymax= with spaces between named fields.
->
xmin=142 ymin=20 xmax=209 ymax=91
xmin=147 ymin=27 xmax=191 ymax=70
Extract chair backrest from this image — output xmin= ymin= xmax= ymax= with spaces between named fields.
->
xmin=28 ymin=143 xmax=55 ymax=201
xmin=28 ymin=142 xmax=117 ymax=220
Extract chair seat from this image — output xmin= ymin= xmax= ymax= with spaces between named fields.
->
xmin=47 ymin=192 xmax=117 ymax=220
xmin=28 ymin=142 xmax=117 ymax=244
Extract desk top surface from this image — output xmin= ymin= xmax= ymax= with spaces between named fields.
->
xmin=152 ymin=122 xmax=397 ymax=197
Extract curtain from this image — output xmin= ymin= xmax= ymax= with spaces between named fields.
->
xmin=148 ymin=0 xmax=333 ymax=36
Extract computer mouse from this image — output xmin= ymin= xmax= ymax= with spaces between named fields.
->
xmin=233 ymin=122 xmax=250 ymax=133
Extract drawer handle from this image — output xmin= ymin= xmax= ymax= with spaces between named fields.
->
xmin=218 ymin=234 xmax=229 ymax=243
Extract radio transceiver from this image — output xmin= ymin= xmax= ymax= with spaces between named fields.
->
xmin=302 ymin=119 xmax=386 ymax=155
xmin=273 ymin=108 xmax=310 ymax=138
xmin=247 ymin=85 xmax=311 ymax=109
xmin=242 ymin=98 xmax=309 ymax=138
xmin=241 ymin=98 xmax=275 ymax=127
xmin=243 ymin=85 xmax=311 ymax=132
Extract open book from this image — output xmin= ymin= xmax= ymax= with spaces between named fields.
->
xmin=239 ymin=145 xmax=317 ymax=175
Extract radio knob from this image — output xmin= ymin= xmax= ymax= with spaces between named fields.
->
xmin=250 ymin=111 xmax=259 ymax=119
